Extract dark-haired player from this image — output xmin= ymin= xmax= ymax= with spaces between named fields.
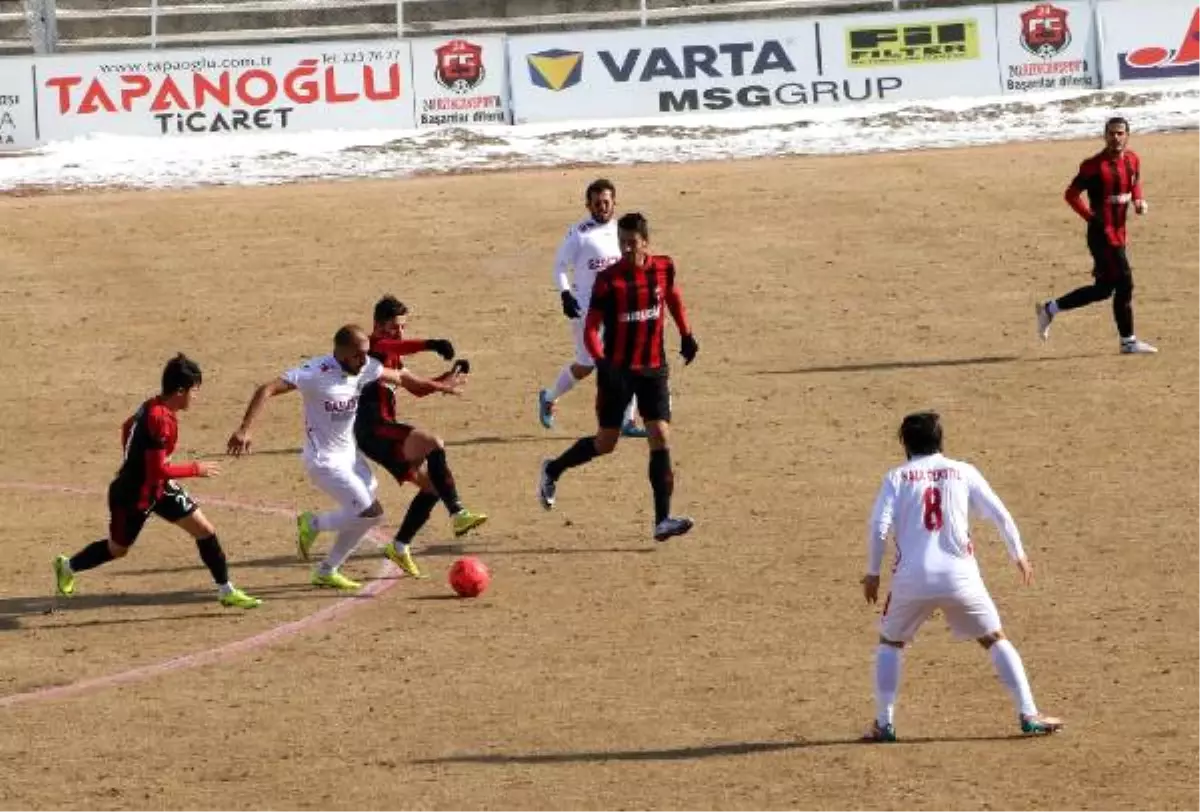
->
xmin=53 ymin=354 xmax=262 ymax=609
xmin=538 ymin=212 xmax=698 ymax=541
xmin=538 ymin=178 xmax=645 ymax=437
xmin=1036 ymin=116 xmax=1157 ymax=354
xmin=860 ymin=411 xmax=1062 ymax=742
xmin=336 ymin=295 xmax=487 ymax=580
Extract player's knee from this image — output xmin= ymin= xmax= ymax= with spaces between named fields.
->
xmin=1095 ymin=281 xmax=1117 ymax=299
xmin=107 ymin=539 xmax=131 ymax=558
xmin=977 ymin=630 xmax=1005 ymax=648
xmin=594 ymin=431 xmax=619 ymax=455
xmin=184 ymin=509 xmax=215 ymax=538
xmin=572 ymin=364 xmax=593 ymax=380
xmin=878 ymin=635 xmax=905 ymax=649
xmin=647 ymin=422 xmax=670 ymax=449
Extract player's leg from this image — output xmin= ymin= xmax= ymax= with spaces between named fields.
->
xmin=640 ymin=373 xmax=692 ymax=541
xmin=382 ymin=468 xmax=438 ymax=579
xmin=399 ymin=425 xmax=487 ymax=537
xmin=865 ymin=590 xmax=933 ymax=742
xmin=1112 ymin=252 xmax=1156 ymax=353
xmin=307 ymin=457 xmax=385 ymax=591
xmin=1036 ymin=231 xmax=1117 ymax=340
xmin=162 ymin=487 xmax=261 ymax=609
xmin=538 ymin=321 xmax=596 ymax=429
xmin=944 ymin=587 xmax=1063 ymax=735
xmin=53 ymin=485 xmax=147 ymax=596
xmin=297 ymin=436 xmax=388 ymax=560
xmin=538 ymin=365 xmax=627 ymax=509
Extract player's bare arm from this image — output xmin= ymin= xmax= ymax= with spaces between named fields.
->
xmin=384 ymin=366 xmax=463 ymax=396
xmin=226 ymin=378 xmax=296 ymax=456
xmin=861 ymin=574 xmax=880 ymax=604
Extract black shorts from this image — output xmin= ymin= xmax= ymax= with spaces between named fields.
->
xmin=1088 ymin=229 xmax=1132 ymax=284
xmin=595 ymin=365 xmax=672 ymax=430
xmin=356 ymin=423 xmax=417 ymax=484
xmin=108 ymin=479 xmax=197 ymax=548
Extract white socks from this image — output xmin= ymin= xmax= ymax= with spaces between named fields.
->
xmin=313 ymin=507 xmax=360 ymax=534
xmin=547 ymin=365 xmax=577 ymax=401
xmin=318 ymin=514 xmax=383 ymax=575
xmin=623 ymin=397 xmax=639 ymax=427
xmin=874 ymin=644 xmax=902 ymax=727
xmin=989 ymin=639 xmax=1038 ymax=717
xmin=1046 ymin=300 xmax=1060 ymax=316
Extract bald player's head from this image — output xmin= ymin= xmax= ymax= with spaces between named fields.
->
xmin=332 ymin=324 xmax=371 ymax=376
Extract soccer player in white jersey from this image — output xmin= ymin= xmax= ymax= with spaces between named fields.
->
xmin=861 ymin=411 xmax=1064 ymax=742
xmin=226 ymin=324 xmax=466 ymax=591
xmin=538 ymin=178 xmax=645 ymax=438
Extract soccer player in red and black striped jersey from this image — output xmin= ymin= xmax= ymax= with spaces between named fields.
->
xmin=347 ymin=295 xmax=487 ymax=578
xmin=538 ymin=212 xmax=699 ymax=541
xmin=52 ymin=354 xmax=262 ymax=608
xmin=1036 ymin=117 xmax=1157 ymax=354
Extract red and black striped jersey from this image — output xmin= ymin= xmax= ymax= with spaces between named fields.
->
xmin=112 ymin=397 xmax=179 ymax=510
xmin=586 ymin=255 xmax=687 ymax=371
xmin=1069 ymin=149 xmax=1142 ymax=247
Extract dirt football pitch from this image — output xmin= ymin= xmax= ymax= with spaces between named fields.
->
xmin=0 ymin=133 xmax=1196 ymax=810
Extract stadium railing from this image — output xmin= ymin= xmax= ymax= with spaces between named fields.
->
xmin=3 ymin=0 xmax=1023 ymax=55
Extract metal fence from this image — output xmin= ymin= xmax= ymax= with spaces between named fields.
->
xmin=7 ymin=0 xmax=1034 ymax=54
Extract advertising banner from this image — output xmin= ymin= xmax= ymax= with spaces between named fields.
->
xmin=1098 ymin=0 xmax=1198 ymax=86
xmin=996 ymin=2 xmax=1099 ymax=93
xmin=410 ymin=35 xmax=511 ymax=127
xmin=509 ymin=20 xmax=830 ymax=123
xmin=0 ymin=58 xmax=38 ymax=151
xmin=34 ymin=39 xmax=417 ymax=141
xmin=814 ymin=5 xmax=1003 ymax=102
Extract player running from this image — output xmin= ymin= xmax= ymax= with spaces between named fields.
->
xmin=538 ymin=212 xmax=699 ymax=541
xmin=1036 ymin=116 xmax=1157 ymax=354
xmin=861 ymin=411 xmax=1063 ymax=742
xmin=226 ymin=325 xmax=468 ymax=591
xmin=53 ymin=354 xmax=262 ymax=609
xmin=538 ymin=178 xmax=645 ymax=437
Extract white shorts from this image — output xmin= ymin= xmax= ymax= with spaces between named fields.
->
xmin=569 ymin=318 xmax=593 ymax=368
xmin=880 ymin=583 xmax=1002 ymax=643
xmin=306 ymin=453 xmax=378 ymax=513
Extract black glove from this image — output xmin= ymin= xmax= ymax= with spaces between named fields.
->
xmin=451 ymin=359 xmax=471 ymax=375
xmin=560 ymin=291 xmax=581 ymax=319
xmin=425 ymin=338 xmax=455 ymax=360
xmin=680 ymin=333 xmax=699 ymax=365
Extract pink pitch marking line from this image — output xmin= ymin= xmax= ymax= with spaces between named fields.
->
xmin=0 ymin=480 xmax=400 ymax=709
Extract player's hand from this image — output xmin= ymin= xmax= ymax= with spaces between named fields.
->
xmin=1134 ymin=199 xmax=1149 ymax=215
xmin=440 ymin=372 xmax=467 ymax=395
xmin=1015 ymin=556 xmax=1034 ymax=586
xmin=680 ymin=333 xmax=699 ymax=365
xmin=426 ymin=338 xmax=455 ymax=360
xmin=560 ymin=291 xmax=582 ymax=319
xmin=196 ymin=461 xmax=221 ymax=478
xmin=226 ymin=429 xmax=252 ymax=457
xmin=861 ymin=574 xmax=880 ymax=604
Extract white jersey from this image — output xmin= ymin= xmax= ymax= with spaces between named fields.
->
xmin=282 ymin=354 xmax=383 ymax=466
xmin=552 ymin=215 xmax=620 ymax=312
xmin=867 ymin=453 xmax=1025 ymax=593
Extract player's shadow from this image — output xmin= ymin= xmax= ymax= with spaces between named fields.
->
xmin=238 ymin=434 xmax=554 ymax=459
xmin=0 ymin=584 xmax=351 ymax=630
xmin=413 ymin=733 xmax=1032 ymax=765
xmin=114 ymin=552 xmax=308 ymax=576
xmin=757 ymin=352 xmax=1103 ymax=376
xmin=421 ymin=543 xmax=656 ymax=557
